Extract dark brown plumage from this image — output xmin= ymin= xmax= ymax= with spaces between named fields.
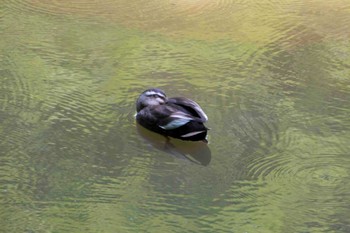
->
xmin=136 ymin=88 xmax=208 ymax=142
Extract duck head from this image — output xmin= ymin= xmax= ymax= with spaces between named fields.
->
xmin=136 ymin=88 xmax=167 ymax=112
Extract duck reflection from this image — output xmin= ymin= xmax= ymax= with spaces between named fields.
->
xmin=136 ymin=123 xmax=211 ymax=166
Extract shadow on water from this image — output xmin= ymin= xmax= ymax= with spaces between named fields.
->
xmin=136 ymin=123 xmax=211 ymax=166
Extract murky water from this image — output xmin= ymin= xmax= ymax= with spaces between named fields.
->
xmin=1 ymin=0 xmax=350 ymax=232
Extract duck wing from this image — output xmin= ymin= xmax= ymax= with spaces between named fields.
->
xmin=167 ymin=97 xmax=208 ymax=122
xmin=137 ymin=101 xmax=207 ymax=131
xmin=137 ymin=103 xmax=208 ymax=140
xmin=156 ymin=104 xmax=202 ymax=130
xmin=136 ymin=104 xmax=194 ymax=130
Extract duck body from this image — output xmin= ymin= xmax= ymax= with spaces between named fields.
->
xmin=136 ymin=88 xmax=208 ymax=142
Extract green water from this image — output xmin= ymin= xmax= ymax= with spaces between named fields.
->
xmin=1 ymin=1 xmax=350 ymax=232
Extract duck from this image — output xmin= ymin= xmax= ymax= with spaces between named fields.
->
xmin=135 ymin=88 xmax=208 ymax=142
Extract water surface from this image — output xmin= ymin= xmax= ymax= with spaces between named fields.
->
xmin=1 ymin=0 xmax=350 ymax=232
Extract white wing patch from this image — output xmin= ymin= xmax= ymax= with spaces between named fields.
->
xmin=181 ymin=130 xmax=206 ymax=138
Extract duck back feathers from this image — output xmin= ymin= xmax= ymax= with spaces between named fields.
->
xmin=136 ymin=89 xmax=208 ymax=141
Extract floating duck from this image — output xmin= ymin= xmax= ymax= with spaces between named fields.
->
xmin=136 ymin=88 xmax=208 ymax=142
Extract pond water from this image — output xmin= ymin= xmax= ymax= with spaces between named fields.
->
xmin=1 ymin=1 xmax=350 ymax=232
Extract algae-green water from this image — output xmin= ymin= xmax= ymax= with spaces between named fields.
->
xmin=1 ymin=1 xmax=350 ymax=232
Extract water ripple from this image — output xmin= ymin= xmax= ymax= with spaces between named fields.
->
xmin=5 ymin=0 xmax=350 ymax=42
xmin=45 ymin=89 xmax=108 ymax=138
xmin=6 ymin=0 xmax=117 ymax=17
xmin=1 ymin=55 xmax=32 ymax=113
xmin=248 ymin=151 xmax=349 ymax=194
